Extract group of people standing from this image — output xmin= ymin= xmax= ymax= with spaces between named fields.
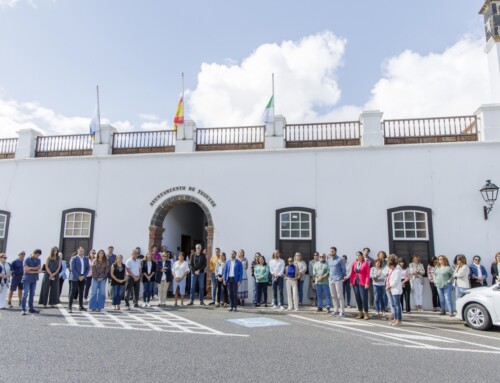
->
xmin=1 ymin=244 xmax=499 ymax=321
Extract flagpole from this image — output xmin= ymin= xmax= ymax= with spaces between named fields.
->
xmin=96 ymin=85 xmax=102 ymax=144
xmin=182 ymin=72 xmax=185 ymax=140
xmin=272 ymin=73 xmax=275 ymax=136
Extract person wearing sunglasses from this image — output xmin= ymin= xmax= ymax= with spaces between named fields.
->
xmin=0 ymin=253 xmax=12 ymax=310
xmin=469 ymin=255 xmax=488 ymax=288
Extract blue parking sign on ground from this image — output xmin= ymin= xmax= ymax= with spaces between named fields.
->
xmin=226 ymin=317 xmax=290 ymax=328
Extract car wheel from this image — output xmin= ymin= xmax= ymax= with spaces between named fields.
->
xmin=464 ymin=303 xmax=492 ymax=331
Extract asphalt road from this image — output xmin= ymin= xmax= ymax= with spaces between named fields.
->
xmin=1 ymin=302 xmax=499 ymax=383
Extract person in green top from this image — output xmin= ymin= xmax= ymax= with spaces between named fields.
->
xmin=313 ymin=253 xmax=331 ymax=313
xmin=434 ymin=255 xmax=455 ymax=316
xmin=254 ymin=255 xmax=270 ymax=307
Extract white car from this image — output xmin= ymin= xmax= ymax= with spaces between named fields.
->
xmin=456 ymin=283 xmax=500 ymax=331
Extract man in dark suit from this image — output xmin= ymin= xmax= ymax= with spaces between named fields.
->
xmin=68 ymin=246 xmax=90 ymax=313
xmin=187 ymin=244 xmax=207 ymax=306
xmin=223 ymin=250 xmax=243 ymax=312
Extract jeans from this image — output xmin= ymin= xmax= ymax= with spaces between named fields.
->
xmin=190 ymin=272 xmax=205 ymax=302
xmin=329 ymin=280 xmax=345 ymax=314
xmin=21 ymin=280 xmax=37 ymax=311
xmin=69 ymin=279 xmax=85 ymax=308
xmin=316 ymin=284 xmax=331 ymax=309
xmin=352 ymin=280 xmax=369 ymax=312
xmin=256 ymin=282 xmax=268 ymax=304
xmin=153 ymin=281 xmax=158 ymax=297
xmin=143 ymin=280 xmax=154 ymax=303
xmin=125 ymin=277 xmax=140 ymax=307
xmin=89 ymin=279 xmax=107 ymax=310
xmin=343 ymin=279 xmax=351 ymax=306
xmin=437 ymin=283 xmax=454 ymax=313
xmin=112 ymin=285 xmax=124 ymax=305
xmin=285 ymin=279 xmax=299 ymax=310
xmin=211 ymin=273 xmax=217 ymax=302
xmin=272 ymin=276 xmax=284 ymax=306
xmin=298 ymin=279 xmax=305 ymax=305
xmin=373 ymin=284 xmax=386 ymax=312
xmin=391 ymin=293 xmax=402 ymax=321
xmin=429 ymin=282 xmax=440 ymax=308
xmin=227 ymin=277 xmax=238 ymax=308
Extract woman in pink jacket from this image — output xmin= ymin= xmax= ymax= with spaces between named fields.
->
xmin=350 ymin=251 xmax=371 ymax=319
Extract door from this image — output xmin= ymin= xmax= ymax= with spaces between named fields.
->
xmin=276 ymin=208 xmax=316 ymax=265
xmin=62 ymin=238 xmax=90 ymax=263
xmin=181 ymin=235 xmax=191 ymax=256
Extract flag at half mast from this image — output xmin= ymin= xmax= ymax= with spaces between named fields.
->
xmin=89 ymin=107 xmax=99 ymax=141
xmin=173 ymin=97 xmax=184 ymax=131
xmin=262 ymin=95 xmax=274 ymax=124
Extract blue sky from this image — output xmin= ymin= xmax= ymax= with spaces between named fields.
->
xmin=0 ymin=0 xmax=492 ymax=136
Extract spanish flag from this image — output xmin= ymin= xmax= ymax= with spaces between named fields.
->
xmin=173 ymin=97 xmax=184 ymax=131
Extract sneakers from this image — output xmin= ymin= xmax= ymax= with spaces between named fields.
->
xmin=28 ymin=309 xmax=40 ymax=314
xmin=208 ymin=302 xmax=215 ymax=306
xmin=330 ymin=312 xmax=339 ymax=317
xmin=228 ymin=307 xmax=234 ymax=312
xmin=294 ymin=308 xmax=299 ymax=312
xmin=134 ymin=304 xmax=139 ymax=308
xmin=142 ymin=302 xmax=147 ymax=308
xmin=21 ymin=310 xmax=27 ymax=315
xmin=79 ymin=307 xmax=87 ymax=312
xmin=68 ymin=307 xmax=73 ymax=313
xmin=279 ymin=305 xmax=285 ymax=311
xmin=7 ymin=301 xmax=12 ymax=308
xmin=272 ymin=305 xmax=278 ymax=309
xmin=315 ymin=308 xmax=323 ymax=313
xmin=187 ymin=301 xmax=194 ymax=306
xmin=338 ymin=313 xmax=345 ymax=318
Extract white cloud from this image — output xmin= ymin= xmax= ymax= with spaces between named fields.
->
xmin=0 ymin=98 xmax=138 ymax=138
xmin=189 ymin=31 xmax=346 ymax=126
xmin=365 ymin=37 xmax=489 ymax=118
xmin=189 ymin=33 xmax=490 ymax=125
xmin=138 ymin=113 xmax=160 ymax=121
xmin=0 ymin=0 xmax=20 ymax=8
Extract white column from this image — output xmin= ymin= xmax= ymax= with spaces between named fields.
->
xmin=475 ymin=104 xmax=500 ymax=142
xmin=175 ymin=120 xmax=196 ymax=152
xmin=264 ymin=115 xmax=286 ymax=149
xmin=92 ymin=124 xmax=117 ymax=156
xmin=360 ymin=110 xmax=384 ymax=147
xmin=15 ymin=128 xmax=42 ymax=159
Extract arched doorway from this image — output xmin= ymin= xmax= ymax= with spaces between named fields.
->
xmin=149 ymin=195 xmax=215 ymax=293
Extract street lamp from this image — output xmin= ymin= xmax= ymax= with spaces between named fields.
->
xmin=480 ymin=180 xmax=499 ymax=220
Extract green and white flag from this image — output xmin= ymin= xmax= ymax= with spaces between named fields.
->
xmin=262 ymin=95 xmax=274 ymax=124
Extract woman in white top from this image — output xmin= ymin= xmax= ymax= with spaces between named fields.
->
xmin=453 ymin=254 xmax=470 ymax=300
xmin=386 ymin=255 xmax=403 ymax=326
xmin=409 ymin=255 xmax=425 ymax=312
xmin=172 ymin=252 xmax=189 ymax=306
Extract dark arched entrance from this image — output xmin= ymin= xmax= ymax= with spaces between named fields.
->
xmin=149 ymin=195 xmax=215 ymax=294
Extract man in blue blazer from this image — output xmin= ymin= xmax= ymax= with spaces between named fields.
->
xmin=223 ymin=250 xmax=243 ymax=312
xmin=68 ymin=246 xmax=90 ymax=313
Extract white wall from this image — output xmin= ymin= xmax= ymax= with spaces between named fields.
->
xmin=1 ymin=141 xmax=499 ymax=307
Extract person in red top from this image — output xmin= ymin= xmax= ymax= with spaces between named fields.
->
xmin=350 ymin=251 xmax=371 ymax=319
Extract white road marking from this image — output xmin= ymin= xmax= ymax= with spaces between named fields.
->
xmin=291 ymin=315 xmax=439 ymax=349
xmin=55 ymin=306 xmax=248 ymax=337
xmin=99 ymin=311 xmax=134 ymax=329
xmin=289 ymin=315 xmax=500 ymax=354
xmin=405 ymin=322 xmax=500 ymax=341
xmin=342 ymin=317 xmax=500 ymax=351
xmin=57 ymin=304 xmax=78 ymax=326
